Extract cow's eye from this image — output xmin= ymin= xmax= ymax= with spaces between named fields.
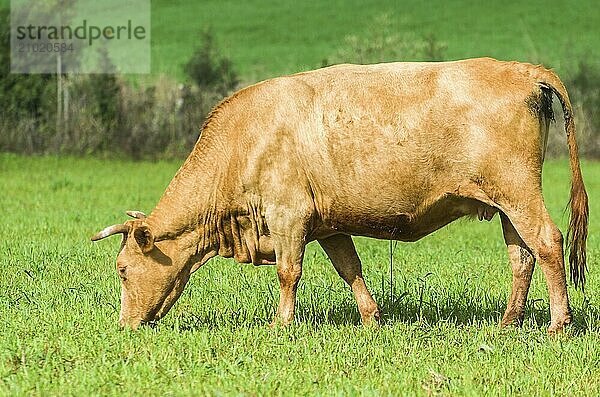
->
xmin=117 ymin=266 xmax=127 ymax=280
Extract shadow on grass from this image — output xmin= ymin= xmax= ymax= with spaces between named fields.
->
xmin=172 ymin=289 xmax=599 ymax=335
xmin=569 ymin=297 xmax=600 ymax=335
xmin=169 ymin=278 xmax=600 ymax=335
xmin=294 ymin=293 xmax=550 ymax=329
xmin=169 ymin=265 xmax=599 ymax=333
xmin=302 ymin=292 xmax=598 ymax=335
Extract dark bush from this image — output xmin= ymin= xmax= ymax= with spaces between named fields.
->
xmin=184 ymin=29 xmax=239 ymax=96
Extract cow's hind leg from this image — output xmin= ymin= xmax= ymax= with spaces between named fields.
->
xmin=500 ymin=213 xmax=535 ymax=327
xmin=319 ymin=234 xmax=380 ymax=325
xmin=499 ymin=198 xmax=571 ymax=334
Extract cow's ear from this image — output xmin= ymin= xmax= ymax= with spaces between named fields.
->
xmin=133 ymin=224 xmax=155 ymax=254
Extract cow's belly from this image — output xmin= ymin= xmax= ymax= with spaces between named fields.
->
xmin=314 ymin=195 xmax=489 ymax=242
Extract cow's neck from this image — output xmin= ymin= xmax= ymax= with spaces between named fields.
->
xmin=147 ymin=134 xmax=229 ymax=248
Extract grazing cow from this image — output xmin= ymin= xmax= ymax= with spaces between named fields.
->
xmin=92 ymin=58 xmax=588 ymax=333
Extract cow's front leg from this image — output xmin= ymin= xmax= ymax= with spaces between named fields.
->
xmin=271 ymin=235 xmax=305 ymax=326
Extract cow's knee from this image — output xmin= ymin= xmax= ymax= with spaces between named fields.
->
xmin=537 ymin=225 xmax=564 ymax=264
xmin=277 ymin=265 xmax=302 ymax=287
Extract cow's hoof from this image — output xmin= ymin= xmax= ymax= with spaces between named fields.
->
xmin=500 ymin=310 xmax=524 ymax=328
xmin=268 ymin=317 xmax=292 ymax=329
xmin=361 ymin=309 xmax=381 ymax=327
xmin=547 ymin=316 xmax=572 ymax=335
xmin=547 ymin=324 xmax=564 ymax=335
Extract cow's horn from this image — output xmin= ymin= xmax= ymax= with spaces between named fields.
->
xmin=91 ymin=224 xmax=129 ymax=241
xmin=126 ymin=210 xmax=147 ymax=219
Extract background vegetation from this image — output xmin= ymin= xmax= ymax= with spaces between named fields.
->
xmin=0 ymin=0 xmax=599 ymax=158
xmin=148 ymin=0 xmax=599 ymax=80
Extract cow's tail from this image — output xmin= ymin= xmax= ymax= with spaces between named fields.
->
xmin=534 ymin=68 xmax=589 ymax=292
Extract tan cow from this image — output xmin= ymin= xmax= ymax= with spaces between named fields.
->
xmin=92 ymin=58 xmax=588 ymax=333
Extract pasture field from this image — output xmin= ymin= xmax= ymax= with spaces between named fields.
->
xmin=150 ymin=0 xmax=600 ymax=80
xmin=0 ymin=153 xmax=599 ymax=395
xmin=0 ymin=0 xmax=597 ymax=81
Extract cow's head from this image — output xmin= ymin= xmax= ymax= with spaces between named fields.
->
xmin=91 ymin=211 xmax=199 ymax=328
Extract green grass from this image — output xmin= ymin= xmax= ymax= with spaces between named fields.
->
xmin=1 ymin=153 xmax=599 ymax=395
xmin=149 ymin=0 xmax=600 ymax=81
xmin=2 ymin=0 xmax=597 ymax=80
